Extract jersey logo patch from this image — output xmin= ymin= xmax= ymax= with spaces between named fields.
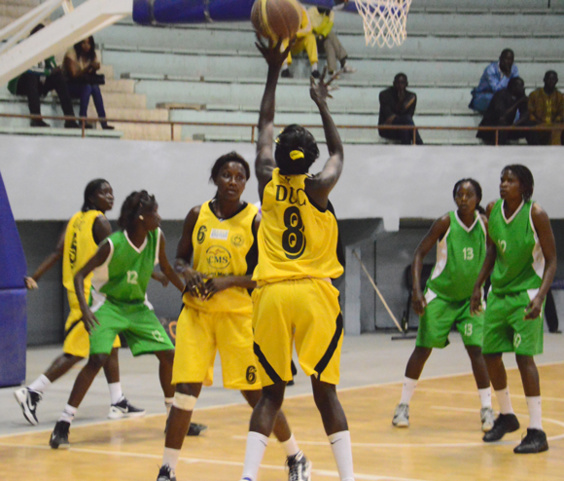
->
xmin=210 ymin=228 xmax=229 ymax=240
xmin=231 ymin=234 xmax=244 ymax=247
xmin=206 ymin=245 xmax=231 ymax=269
xmin=246 ymin=365 xmax=257 ymax=384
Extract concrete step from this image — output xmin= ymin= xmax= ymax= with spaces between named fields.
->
xmin=102 ymin=78 xmax=136 ymax=94
xmin=0 ymin=4 xmax=33 ymax=19
xmin=0 ymin=125 xmax=123 ymax=139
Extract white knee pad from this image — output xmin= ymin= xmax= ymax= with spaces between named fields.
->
xmin=173 ymin=392 xmax=197 ymax=411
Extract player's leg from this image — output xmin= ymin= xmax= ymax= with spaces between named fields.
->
xmin=241 ymin=382 xmax=287 ymax=481
xmin=157 ymin=382 xmax=203 ymax=481
xmin=311 ymin=377 xmax=354 ymax=481
xmin=513 ymin=295 xmax=547 ymax=453
xmin=49 ymin=352 xmax=109 ymax=449
xmin=14 ymin=352 xmax=83 ymax=426
xmin=482 ymin=292 xmax=520 ymax=442
xmin=393 ymin=293 xmax=450 ymax=427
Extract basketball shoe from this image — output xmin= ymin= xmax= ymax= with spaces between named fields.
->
xmin=392 ymin=403 xmax=409 ymax=427
xmin=157 ymin=465 xmax=176 ymax=481
xmin=108 ymin=397 xmax=146 ymax=419
xmin=49 ymin=420 xmax=70 ymax=449
xmin=514 ymin=428 xmax=549 ymax=454
xmin=14 ymin=387 xmax=42 ymax=425
xmin=480 ymin=407 xmax=495 ymax=432
xmin=286 ymin=450 xmax=312 ymax=481
xmin=483 ymin=413 xmax=520 ymax=442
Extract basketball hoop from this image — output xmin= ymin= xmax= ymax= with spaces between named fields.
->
xmin=353 ymin=0 xmax=412 ymax=48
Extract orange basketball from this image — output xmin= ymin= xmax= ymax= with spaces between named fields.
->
xmin=251 ymin=0 xmax=301 ymax=41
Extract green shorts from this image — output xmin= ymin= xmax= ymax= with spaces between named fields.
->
xmin=483 ymin=290 xmax=544 ymax=356
xmin=89 ymin=300 xmax=174 ymax=356
xmin=416 ymin=290 xmax=484 ymax=349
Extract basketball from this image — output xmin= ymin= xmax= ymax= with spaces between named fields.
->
xmin=251 ymin=0 xmax=301 ymax=41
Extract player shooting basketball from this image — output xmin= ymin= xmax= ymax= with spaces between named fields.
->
xmin=238 ymin=36 xmax=355 ymax=481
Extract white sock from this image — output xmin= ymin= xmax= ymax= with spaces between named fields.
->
xmin=241 ymin=431 xmax=269 ymax=481
xmin=494 ymin=387 xmax=514 ymax=414
xmin=58 ymin=404 xmax=77 ymax=424
xmin=399 ymin=377 xmax=417 ymax=405
xmin=108 ymin=382 xmax=123 ymax=405
xmin=281 ymin=433 xmax=300 ymax=458
xmin=28 ymin=374 xmax=51 ymax=394
xmin=478 ymin=387 xmax=492 ymax=408
xmin=526 ymin=396 xmax=543 ymax=430
xmin=162 ymin=447 xmax=181 ymax=471
xmin=312 ymin=62 xmax=318 ymax=71
xmin=328 ymin=431 xmax=354 ymax=481
xmin=165 ymin=398 xmax=174 ymax=416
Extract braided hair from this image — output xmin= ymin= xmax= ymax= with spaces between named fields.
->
xmin=118 ymin=190 xmax=156 ymax=230
xmin=452 ymin=178 xmax=484 ymax=214
xmin=274 ymin=124 xmax=320 ymax=175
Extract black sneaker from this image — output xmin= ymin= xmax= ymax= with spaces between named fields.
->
xmin=30 ymin=119 xmax=50 ymax=127
xmin=514 ymin=428 xmax=549 ymax=454
xmin=156 ymin=464 xmax=176 ymax=481
xmin=281 ymin=69 xmax=292 ymax=78
xmin=14 ymin=387 xmax=42 ymax=425
xmin=49 ymin=420 xmax=70 ymax=449
xmin=108 ymin=397 xmax=146 ymax=419
xmin=483 ymin=413 xmax=520 ymax=442
xmin=286 ymin=451 xmax=312 ymax=481
xmin=64 ymin=120 xmax=81 ymax=129
xmin=311 ymin=70 xmax=320 ymax=79
xmin=187 ymin=422 xmax=208 ymax=436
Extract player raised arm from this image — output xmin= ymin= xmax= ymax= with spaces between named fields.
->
xmin=255 ymin=36 xmax=292 ymax=200
xmin=306 ymin=69 xmax=344 ymax=209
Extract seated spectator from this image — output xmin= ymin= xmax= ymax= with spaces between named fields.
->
xmin=528 ymin=70 xmax=564 ymax=145
xmin=307 ymin=5 xmax=355 ymax=75
xmin=281 ymin=2 xmax=319 ymax=79
xmin=469 ymin=48 xmax=519 ymax=114
xmin=63 ymin=36 xmax=114 ymax=130
xmin=7 ymin=24 xmax=79 ymax=128
xmin=378 ymin=73 xmax=423 ymax=145
xmin=477 ymin=77 xmax=534 ymax=145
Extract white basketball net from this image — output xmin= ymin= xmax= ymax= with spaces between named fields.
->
xmin=353 ymin=0 xmax=412 ymax=48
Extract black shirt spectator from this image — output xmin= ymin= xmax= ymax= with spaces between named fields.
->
xmin=477 ymin=77 xmax=534 ymax=145
xmin=378 ymin=73 xmax=423 ymax=145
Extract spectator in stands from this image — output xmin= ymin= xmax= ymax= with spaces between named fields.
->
xmin=281 ymin=3 xmax=319 ymax=79
xmin=378 ymin=73 xmax=423 ymax=145
xmin=7 ymin=24 xmax=79 ymax=129
xmin=307 ymin=5 xmax=355 ymax=76
xmin=64 ymin=36 xmax=114 ymax=130
xmin=477 ymin=77 xmax=534 ymax=145
xmin=470 ymin=48 xmax=519 ymax=114
xmin=527 ymin=70 xmax=563 ymax=145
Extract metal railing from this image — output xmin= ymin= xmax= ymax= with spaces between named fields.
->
xmin=0 ymin=112 xmax=562 ymax=146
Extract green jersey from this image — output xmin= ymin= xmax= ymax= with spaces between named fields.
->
xmin=489 ymin=199 xmax=543 ymax=294
xmin=91 ymin=228 xmax=160 ymax=306
xmin=426 ymin=211 xmax=487 ymax=301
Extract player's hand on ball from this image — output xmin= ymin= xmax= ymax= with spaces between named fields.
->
xmin=255 ymin=34 xmax=294 ymax=68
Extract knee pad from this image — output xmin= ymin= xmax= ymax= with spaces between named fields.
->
xmin=173 ymin=392 xmax=197 ymax=411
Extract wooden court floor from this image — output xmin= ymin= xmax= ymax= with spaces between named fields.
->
xmin=1 ymin=363 xmax=562 ymax=481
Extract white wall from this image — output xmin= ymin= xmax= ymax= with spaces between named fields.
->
xmin=1 ymin=136 xmax=562 ymax=226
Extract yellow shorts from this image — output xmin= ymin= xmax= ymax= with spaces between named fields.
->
xmin=63 ymin=298 xmax=120 ymax=358
xmin=172 ymin=306 xmax=261 ymax=390
xmin=252 ymin=278 xmax=343 ymax=387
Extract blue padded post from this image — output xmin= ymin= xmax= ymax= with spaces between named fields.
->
xmin=0 ymin=170 xmax=27 ymax=387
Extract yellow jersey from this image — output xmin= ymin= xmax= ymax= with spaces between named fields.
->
xmin=253 ymin=168 xmax=343 ymax=283
xmin=183 ymin=200 xmax=259 ymax=314
xmin=62 ymin=209 xmax=104 ymax=298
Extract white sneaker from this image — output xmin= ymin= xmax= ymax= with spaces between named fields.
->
xmin=286 ymin=451 xmax=312 ymax=481
xmin=108 ymin=397 xmax=146 ymax=419
xmin=392 ymin=403 xmax=409 ymax=427
xmin=480 ymin=406 xmax=495 ymax=432
xmin=14 ymin=387 xmax=42 ymax=425
xmin=342 ymin=64 xmax=356 ymax=74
